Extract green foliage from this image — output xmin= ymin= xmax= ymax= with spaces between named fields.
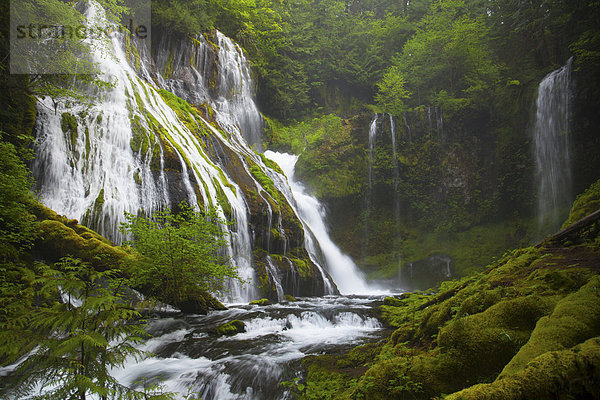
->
xmin=152 ymin=0 xmax=216 ymax=34
xmin=120 ymin=203 xmax=238 ymax=307
xmin=272 ymin=114 xmax=365 ymax=198
xmin=0 ymin=138 xmax=39 ymax=262
xmin=382 ymin=0 xmax=500 ymax=116
xmin=1 ymin=257 xmax=171 ymax=400
xmin=374 ymin=66 xmax=411 ymax=116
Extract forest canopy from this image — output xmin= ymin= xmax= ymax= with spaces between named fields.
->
xmin=151 ymin=0 xmax=599 ymax=121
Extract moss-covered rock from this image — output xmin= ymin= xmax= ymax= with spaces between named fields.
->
xmin=447 ymin=337 xmax=600 ymax=400
xmin=215 ymin=320 xmax=246 ymax=336
xmin=562 ymin=178 xmax=600 ymax=228
xmin=499 ymin=275 xmax=600 ymax=377
xmin=250 ymin=298 xmax=272 ymax=306
xmin=29 ymin=202 xmax=225 ymax=315
xmin=284 ymin=294 xmax=298 ymax=302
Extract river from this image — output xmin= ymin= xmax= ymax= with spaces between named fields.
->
xmin=112 ymin=295 xmax=392 ymax=399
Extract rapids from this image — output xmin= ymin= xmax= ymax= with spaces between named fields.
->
xmin=111 ymin=296 xmax=390 ymax=400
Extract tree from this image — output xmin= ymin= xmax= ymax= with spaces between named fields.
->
xmin=375 ymin=66 xmax=411 ymax=116
xmin=1 ymin=257 xmax=170 ymax=400
xmin=120 ymin=203 xmax=238 ymax=308
xmin=383 ymin=0 xmax=500 ymax=114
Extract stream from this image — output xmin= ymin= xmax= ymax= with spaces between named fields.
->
xmin=113 ymin=295 xmax=392 ymax=399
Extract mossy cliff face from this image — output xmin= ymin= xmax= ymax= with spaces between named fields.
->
xmin=146 ymin=33 xmax=333 ymax=300
xmin=300 ymin=193 xmax=600 ymax=399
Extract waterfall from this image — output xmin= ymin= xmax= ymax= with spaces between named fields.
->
xmin=534 ymin=58 xmax=573 ymax=234
xmin=31 ymin=2 xmax=302 ymax=303
xmin=264 ymin=152 xmax=374 ymax=295
xmin=363 ymin=114 xmax=379 ymax=255
xmin=213 ymin=31 xmax=264 ymax=149
xmin=389 ymin=114 xmax=400 ymax=231
xmin=403 ymin=112 xmax=412 ymax=142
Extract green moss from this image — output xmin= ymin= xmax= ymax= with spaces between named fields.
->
xmin=133 ymin=171 xmax=142 ymax=185
xmin=437 ymin=296 xmax=557 ymax=382
xmin=447 ymin=337 xmax=600 ymax=400
xmin=213 ymin=178 xmax=232 ymax=218
xmin=305 ymin=235 xmax=600 ymax=399
xmin=391 ymin=217 xmax=536 ymax=280
xmin=157 ymin=89 xmax=210 ymax=142
xmin=562 ymin=178 xmax=600 ymax=228
xmin=36 ymin=219 xmax=130 ymax=271
xmin=288 ymin=257 xmax=311 ymax=279
xmin=130 ymin=115 xmax=152 ymax=155
xmin=84 ymin=127 xmax=91 ymax=158
xmin=301 ymin=355 xmax=361 ymax=400
xmin=499 ymin=275 xmax=600 ymax=377
xmin=61 ymin=112 xmax=78 ymax=149
xmin=284 ymin=294 xmax=297 ymax=302
xmin=260 ymin=152 xmax=284 ymax=175
xmin=215 ymin=320 xmax=246 ymax=336
xmin=94 ymin=189 xmax=105 ymax=216
xmin=249 ymin=164 xmax=281 ymax=204
xmin=250 ymin=298 xmax=272 ymax=306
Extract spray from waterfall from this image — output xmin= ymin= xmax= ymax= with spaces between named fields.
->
xmin=534 ymin=58 xmax=573 ymax=235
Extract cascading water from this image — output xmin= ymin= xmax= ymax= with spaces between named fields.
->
xmin=389 ymin=114 xmax=400 ymax=230
xmin=403 ymin=112 xmax=412 ymax=142
xmin=534 ymin=58 xmax=573 ymax=235
xmin=363 ymin=114 xmax=379 ymax=255
xmin=31 ymin=2 xmax=306 ymax=303
xmin=109 ymin=297 xmax=386 ymax=400
xmin=213 ymin=32 xmax=263 ymax=149
xmin=264 ymin=151 xmax=375 ymax=295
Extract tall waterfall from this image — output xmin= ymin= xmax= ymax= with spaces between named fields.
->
xmin=31 ymin=2 xmax=328 ymax=302
xmin=390 ymin=114 xmax=400 ymax=231
xmin=534 ymin=58 xmax=573 ymax=234
xmin=363 ymin=114 xmax=379 ymax=255
xmin=264 ymin=152 xmax=373 ymax=294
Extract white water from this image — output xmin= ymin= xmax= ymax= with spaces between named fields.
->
xmin=30 ymin=2 xmax=304 ymax=303
xmin=534 ymin=58 xmax=573 ymax=234
xmin=363 ymin=114 xmax=379 ymax=255
xmin=108 ymin=297 xmax=385 ymax=400
xmin=389 ymin=114 xmax=400 ymax=228
xmin=264 ymin=151 xmax=378 ymax=295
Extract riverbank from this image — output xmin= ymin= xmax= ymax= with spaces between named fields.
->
xmin=299 ymin=181 xmax=600 ymax=399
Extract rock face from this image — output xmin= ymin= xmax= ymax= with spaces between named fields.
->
xmin=31 ymin=6 xmax=337 ymax=304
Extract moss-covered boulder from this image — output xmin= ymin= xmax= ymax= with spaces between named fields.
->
xmin=447 ymin=337 xmax=600 ymax=400
xmin=284 ymin=294 xmax=298 ymax=302
xmin=250 ymin=298 xmax=272 ymax=306
xmin=29 ymin=202 xmax=225 ymax=315
xmin=215 ymin=320 xmax=246 ymax=336
xmin=562 ymin=178 xmax=600 ymax=228
xmin=499 ymin=275 xmax=600 ymax=377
